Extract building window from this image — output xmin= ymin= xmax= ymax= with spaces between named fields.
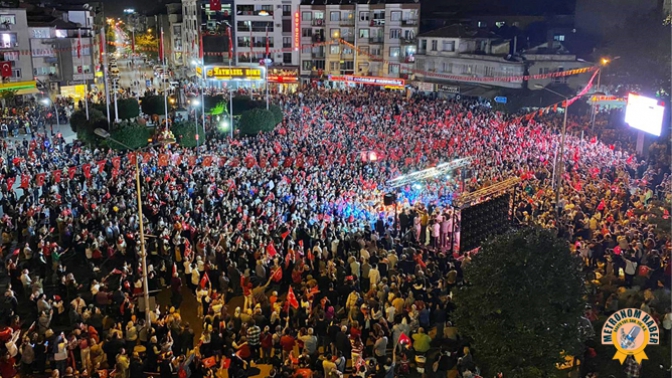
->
xmin=389 ymin=47 xmax=400 ymax=57
xmin=283 ymin=37 xmax=292 ymax=48
xmin=302 ymin=12 xmax=312 ymax=21
xmin=370 ymin=47 xmax=381 ymax=56
xmin=461 ymin=64 xmax=472 ymax=74
xmin=388 ymin=64 xmax=399 ymax=74
xmin=12 ymin=68 xmax=20 ymax=77
xmin=359 ymin=46 xmax=369 ymax=55
xmin=442 ymin=41 xmax=454 ymax=52
xmin=495 ymin=21 xmax=505 ymax=27
xmin=330 ymin=12 xmax=340 ymax=21
xmin=390 ymin=11 xmax=401 ymax=21
xmin=431 ymin=40 xmax=437 ymax=51
xmin=357 ymin=62 xmax=368 ymax=73
xmin=302 ymin=60 xmax=312 ymax=70
xmin=282 ymin=19 xmax=291 ymax=32
xmin=359 ymin=28 xmax=369 ymax=38
xmin=477 ymin=21 xmax=487 ymax=28
xmin=360 ymin=12 xmax=369 ymax=21
xmin=31 ymin=28 xmax=50 ymax=38
xmin=0 ymin=15 xmax=16 ymax=25
xmin=340 ymin=61 xmax=353 ymax=71
xmin=314 ymin=11 xmax=324 ymax=19
xmin=330 ymin=45 xmax=340 ymax=54
xmin=282 ymin=5 xmax=291 ymax=16
xmin=389 ymin=29 xmax=400 ymax=39
xmin=0 ymin=33 xmax=17 ymax=48
xmin=283 ymin=53 xmax=292 ymax=63
xmin=442 ymin=62 xmax=452 ymax=73
xmin=553 ymin=34 xmax=565 ymax=42
xmin=419 ymin=39 xmax=427 ymax=53
xmin=302 ymin=28 xmax=312 ymax=37
xmin=329 ymin=61 xmax=338 ymax=71
xmin=343 ymin=47 xmax=352 ymax=54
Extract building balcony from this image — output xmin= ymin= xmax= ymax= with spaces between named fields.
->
xmin=339 ymin=19 xmax=355 ymax=26
xmin=311 ymin=35 xmax=325 ymax=43
xmin=312 ymin=19 xmax=325 ymax=26
xmin=369 ymin=37 xmax=384 ymax=44
xmin=369 ymin=19 xmax=385 ymax=27
xmin=342 ymin=36 xmax=354 ymax=43
xmin=401 ymin=19 xmax=418 ymax=26
xmin=402 ymin=38 xmax=417 ymax=44
xmin=312 ymin=52 xmax=325 ymax=59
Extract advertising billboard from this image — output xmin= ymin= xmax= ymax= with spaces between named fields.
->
xmin=624 ymin=93 xmax=665 ymax=137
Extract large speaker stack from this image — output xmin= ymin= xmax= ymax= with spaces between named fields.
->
xmin=459 ymin=193 xmax=511 ymax=252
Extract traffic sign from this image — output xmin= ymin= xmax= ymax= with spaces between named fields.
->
xmin=494 ymin=96 xmax=507 ymax=104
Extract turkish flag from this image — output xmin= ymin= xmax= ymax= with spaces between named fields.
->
xmin=143 ymin=152 xmax=151 ymax=164
xmin=187 ymin=156 xmax=197 ymax=167
xmin=53 ymin=170 xmax=61 ymax=183
xmin=218 ymin=157 xmax=227 ymax=167
xmin=6 ymin=177 xmax=14 ymax=189
xmin=287 ymin=286 xmax=299 ymax=309
xmin=82 ymin=164 xmax=91 ymax=179
xmin=209 ymin=0 xmax=221 ymax=11
xmin=398 ymin=332 xmax=411 ymax=345
xmin=112 ymin=157 xmax=121 ymax=169
xmin=36 ymin=173 xmax=45 ymax=187
xmin=97 ymin=160 xmax=106 ymax=173
xmin=199 ymin=273 xmax=209 ymax=288
xmin=158 ymin=154 xmax=169 ymax=167
xmin=68 ymin=166 xmax=76 ymax=179
xmin=112 ymin=168 xmax=120 ymax=178
xmin=20 ymin=174 xmax=29 ymax=189
xmin=202 ymin=156 xmax=213 ymax=167
xmin=0 ymin=61 xmax=11 ymax=78
xmin=128 ymin=153 xmax=137 ymax=166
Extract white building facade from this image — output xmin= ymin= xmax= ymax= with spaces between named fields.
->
xmin=233 ymin=0 xmax=300 ymax=66
xmin=0 ymin=9 xmax=35 ymax=85
xmin=298 ymin=0 xmax=419 ymax=80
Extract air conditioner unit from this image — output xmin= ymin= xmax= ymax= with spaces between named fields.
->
xmin=276 ymin=23 xmax=281 ymax=27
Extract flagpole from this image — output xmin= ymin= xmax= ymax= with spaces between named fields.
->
xmin=199 ymin=31 xmax=205 ymax=147
xmin=101 ymin=26 xmax=111 ymax=126
xmin=161 ymin=27 xmax=169 ymax=128
xmin=78 ymin=28 xmax=89 ymax=120
xmin=265 ymin=25 xmax=269 ymax=110
xmin=228 ymin=26 xmax=233 ymax=139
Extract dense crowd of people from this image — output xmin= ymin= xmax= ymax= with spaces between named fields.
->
xmin=0 ymin=86 xmax=669 ymax=378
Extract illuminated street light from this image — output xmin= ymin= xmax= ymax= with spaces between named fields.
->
xmin=192 ymin=99 xmax=201 ymax=106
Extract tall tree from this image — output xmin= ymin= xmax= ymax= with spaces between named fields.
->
xmin=453 ymin=227 xmax=585 ymax=378
xmin=135 ymin=31 xmax=158 ymax=59
xmin=598 ymin=9 xmax=671 ymax=97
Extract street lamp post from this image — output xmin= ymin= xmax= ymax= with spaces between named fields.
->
xmin=191 ymin=99 xmax=202 ymax=147
xmin=590 ymin=57 xmax=620 ymax=131
xmin=535 ymin=85 xmax=569 ymax=220
xmin=94 ymin=128 xmax=152 ymax=325
xmin=42 ymin=98 xmax=60 ymax=129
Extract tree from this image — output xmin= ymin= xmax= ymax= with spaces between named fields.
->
xmin=106 ymin=28 xmax=116 ymax=54
xmin=135 ymin=31 xmax=158 ymax=59
xmin=141 ymin=95 xmax=165 ymax=116
xmin=453 ymin=227 xmax=585 ymax=378
xmin=269 ymin=104 xmax=284 ymax=125
xmin=232 ymin=96 xmax=262 ymax=115
xmin=171 ymin=121 xmax=205 ymax=148
xmin=70 ymin=108 xmax=106 ymax=145
xmin=597 ymin=10 xmax=671 ymax=97
xmin=108 ymin=124 xmax=151 ymax=150
xmin=115 ymin=98 xmax=140 ymax=120
xmin=238 ymin=108 xmax=277 ymax=136
xmin=0 ymin=89 xmax=17 ymax=107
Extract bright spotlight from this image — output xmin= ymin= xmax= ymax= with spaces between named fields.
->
xmin=41 ymin=98 xmax=51 ymax=106
xmin=192 ymin=99 xmax=201 ymax=106
xmin=218 ymin=119 xmax=230 ymax=133
xmin=412 ymin=184 xmax=422 ymax=190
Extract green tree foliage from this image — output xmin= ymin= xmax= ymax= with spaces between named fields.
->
xmin=141 ymin=95 xmax=165 ymax=116
xmin=171 ymin=121 xmax=205 ymax=148
xmin=0 ymin=89 xmax=17 ymax=106
xmin=238 ymin=108 xmax=278 ymax=136
xmin=106 ymin=28 xmax=116 ymax=54
xmin=232 ymin=96 xmax=262 ymax=115
xmin=108 ymin=124 xmax=151 ymax=150
xmin=453 ymin=227 xmax=585 ymax=378
xmin=597 ymin=10 xmax=671 ymax=97
xmin=115 ymin=98 xmax=140 ymax=120
xmin=70 ymin=108 xmax=107 ymax=145
xmin=135 ymin=31 xmax=158 ymax=59
xmin=269 ymin=104 xmax=284 ymax=125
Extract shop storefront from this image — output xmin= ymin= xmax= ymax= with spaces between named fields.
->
xmin=267 ymin=67 xmax=299 ymax=93
xmin=196 ymin=65 xmax=266 ymax=90
xmin=326 ymin=75 xmax=405 ymax=90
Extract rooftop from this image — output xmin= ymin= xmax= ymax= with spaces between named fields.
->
xmin=300 ymin=0 xmax=419 ymax=5
xmin=418 ymin=24 xmax=499 ymax=39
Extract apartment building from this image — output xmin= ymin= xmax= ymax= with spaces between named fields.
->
xmin=233 ymin=0 xmax=300 ymax=66
xmin=0 ymin=8 xmax=38 ymax=93
xmin=182 ymin=0 xmax=234 ymax=64
xmin=29 ymin=12 xmax=95 ymax=96
xmin=298 ymin=0 xmax=420 ymax=80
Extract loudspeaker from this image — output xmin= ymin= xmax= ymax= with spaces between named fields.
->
xmin=383 ymin=193 xmax=397 ymax=206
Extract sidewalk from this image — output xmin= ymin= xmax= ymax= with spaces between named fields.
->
xmin=5 ymin=123 xmax=77 ymax=144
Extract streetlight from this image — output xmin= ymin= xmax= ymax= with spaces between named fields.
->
xmin=534 ymin=84 xmax=569 ymax=220
xmin=191 ymin=99 xmax=202 ymax=147
xmin=590 ymin=56 xmax=620 ymax=130
xmin=41 ymin=98 xmax=60 ymax=128
xmin=93 ymin=128 xmax=171 ymax=326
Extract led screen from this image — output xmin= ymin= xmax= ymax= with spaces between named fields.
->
xmin=624 ymin=93 xmax=664 ymax=137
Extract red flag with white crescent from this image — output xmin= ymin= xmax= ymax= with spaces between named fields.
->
xmin=227 ymin=27 xmax=233 ymax=60
xmin=77 ymin=29 xmax=82 ymax=59
xmin=287 ymin=286 xmax=299 ymax=309
xmin=199 ymin=32 xmax=204 ymax=60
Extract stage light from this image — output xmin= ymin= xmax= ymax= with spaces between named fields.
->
xmin=413 ymin=184 xmax=422 ymax=190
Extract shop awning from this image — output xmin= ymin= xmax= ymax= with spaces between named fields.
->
xmin=16 ymin=87 xmax=40 ymax=95
xmin=0 ymin=80 xmax=38 ymax=93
